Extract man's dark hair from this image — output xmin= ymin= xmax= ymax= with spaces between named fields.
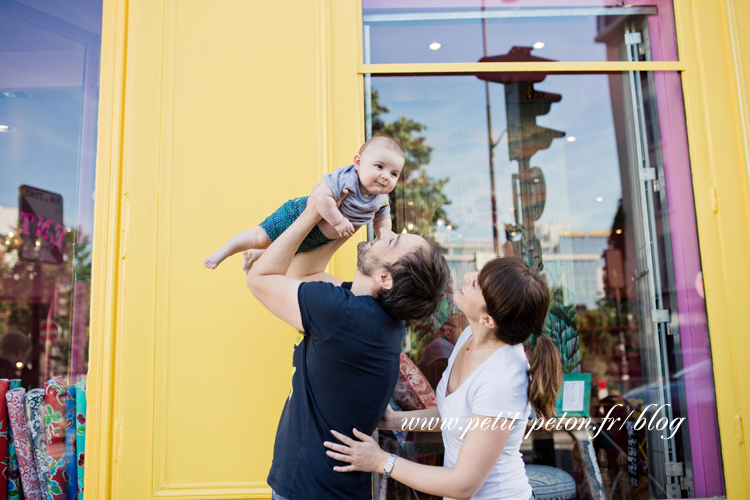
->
xmin=377 ymin=244 xmax=451 ymax=321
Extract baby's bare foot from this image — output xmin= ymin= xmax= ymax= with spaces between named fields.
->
xmin=204 ymin=250 xmax=227 ymax=269
xmin=242 ymin=249 xmax=264 ymax=274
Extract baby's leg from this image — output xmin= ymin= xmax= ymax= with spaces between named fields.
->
xmin=242 ymin=249 xmax=265 ymax=274
xmin=204 ymin=227 xmax=271 ymax=269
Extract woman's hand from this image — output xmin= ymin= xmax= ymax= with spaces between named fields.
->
xmin=324 ymin=428 xmax=391 ymax=473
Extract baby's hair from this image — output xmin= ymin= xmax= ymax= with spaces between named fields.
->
xmin=359 ymin=135 xmax=405 ymax=159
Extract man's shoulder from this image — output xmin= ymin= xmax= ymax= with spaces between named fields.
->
xmin=299 ymin=280 xmax=351 ymax=298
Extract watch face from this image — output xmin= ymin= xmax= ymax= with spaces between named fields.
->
xmin=384 ymin=454 xmax=396 ymax=475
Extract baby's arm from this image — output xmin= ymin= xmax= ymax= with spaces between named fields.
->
xmin=312 ymin=182 xmax=355 ymax=238
xmin=372 ymin=217 xmax=392 ymax=238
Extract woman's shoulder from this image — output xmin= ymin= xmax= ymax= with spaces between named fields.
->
xmin=485 ymin=344 xmax=529 ymax=377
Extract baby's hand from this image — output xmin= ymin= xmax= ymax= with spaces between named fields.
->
xmin=335 ymin=218 xmax=355 ymax=238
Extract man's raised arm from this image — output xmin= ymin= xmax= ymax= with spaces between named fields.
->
xmin=246 ymin=202 xmax=322 ymax=331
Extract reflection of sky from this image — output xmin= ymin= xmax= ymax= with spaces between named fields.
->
xmin=373 ymin=74 xmax=621 ymax=241
xmin=0 ymin=90 xmax=85 ymax=231
xmin=0 ymin=8 xmax=98 ymax=234
xmin=366 ymin=13 xmax=607 ymax=63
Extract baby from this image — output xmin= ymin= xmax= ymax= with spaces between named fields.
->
xmin=203 ymin=135 xmax=405 ymax=269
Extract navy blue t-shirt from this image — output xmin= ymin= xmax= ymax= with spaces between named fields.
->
xmin=267 ymin=281 xmax=404 ymax=500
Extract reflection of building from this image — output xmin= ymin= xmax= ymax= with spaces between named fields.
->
xmin=544 ymin=231 xmax=608 ymax=310
xmin=434 ymin=228 xmax=607 ymax=311
xmin=0 ymin=205 xmax=19 ymax=234
xmin=433 ymin=232 xmax=495 ymax=289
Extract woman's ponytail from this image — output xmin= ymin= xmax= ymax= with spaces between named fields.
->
xmin=528 ymin=332 xmax=562 ymax=421
xmin=478 ymin=257 xmax=562 ymax=420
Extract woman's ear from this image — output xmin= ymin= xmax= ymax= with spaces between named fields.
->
xmin=479 ymin=312 xmax=496 ymax=330
xmin=375 ymin=269 xmax=394 ymax=290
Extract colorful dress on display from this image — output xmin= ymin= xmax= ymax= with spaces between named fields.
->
xmin=7 ymin=380 xmax=22 ymax=499
xmin=0 ymin=379 xmax=10 ymax=500
xmin=44 ymin=378 xmax=67 ymax=500
xmin=25 ymin=389 xmax=51 ymax=500
xmin=74 ymin=383 xmax=85 ymax=500
xmin=64 ymin=386 xmax=77 ymax=500
xmin=7 ymin=388 xmax=43 ymax=500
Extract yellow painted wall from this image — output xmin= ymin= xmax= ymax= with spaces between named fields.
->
xmin=85 ymin=0 xmax=750 ymax=499
xmin=86 ymin=0 xmax=362 ymax=498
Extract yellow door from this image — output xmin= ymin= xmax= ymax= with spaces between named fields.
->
xmin=86 ymin=1 xmax=360 ymax=498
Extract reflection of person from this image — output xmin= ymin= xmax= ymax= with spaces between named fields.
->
xmin=204 ymin=135 xmax=405 ymax=269
xmin=245 ymin=193 xmax=450 ymax=500
xmin=0 ymin=330 xmax=32 ymax=379
xmin=324 ymin=257 xmax=563 ymax=500
xmin=417 ymin=318 xmax=458 ymax=390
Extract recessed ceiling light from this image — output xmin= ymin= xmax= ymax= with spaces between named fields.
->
xmin=596 ymin=197 xmax=603 ymax=202
xmin=533 ymin=42 xmax=545 ymax=49
xmin=616 ymin=229 xmax=622 ymax=234
xmin=0 ymin=125 xmax=10 ymax=132
xmin=567 ymin=136 xmax=576 ymax=142
xmin=429 ymin=42 xmax=442 ymax=51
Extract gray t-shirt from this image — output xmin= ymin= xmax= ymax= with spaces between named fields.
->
xmin=323 ymin=164 xmax=390 ymax=226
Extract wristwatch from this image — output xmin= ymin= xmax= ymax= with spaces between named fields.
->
xmin=383 ymin=454 xmax=397 ymax=479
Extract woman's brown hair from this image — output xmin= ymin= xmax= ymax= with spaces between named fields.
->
xmin=478 ymin=257 xmax=563 ymax=421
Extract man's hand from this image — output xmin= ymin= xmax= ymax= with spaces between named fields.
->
xmin=335 ymin=218 xmax=355 ymax=238
xmin=336 ymin=188 xmax=349 ymax=208
xmin=378 ymin=405 xmax=402 ymax=431
xmin=331 ymin=186 xmax=351 ymax=237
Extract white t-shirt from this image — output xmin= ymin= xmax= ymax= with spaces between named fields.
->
xmin=435 ymin=327 xmax=533 ymax=500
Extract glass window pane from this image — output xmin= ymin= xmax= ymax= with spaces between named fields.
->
xmin=363 ymin=0 xmax=679 ymax=63
xmin=370 ymin=71 xmax=723 ymax=499
xmin=0 ymin=1 xmax=102 ymax=388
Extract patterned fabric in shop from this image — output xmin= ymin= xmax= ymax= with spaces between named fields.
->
xmin=0 ymin=379 xmax=9 ymax=500
xmin=64 ymin=386 xmax=77 ymax=500
xmin=7 ymin=388 xmax=43 ymax=500
xmin=392 ymin=352 xmax=437 ymax=410
xmin=26 ymin=389 xmax=51 ymax=500
xmin=75 ymin=383 xmax=86 ymax=500
xmin=45 ymin=378 xmax=67 ymax=500
xmin=7 ymin=380 xmax=22 ymax=499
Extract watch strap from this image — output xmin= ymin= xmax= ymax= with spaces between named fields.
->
xmin=383 ymin=454 xmax=397 ymax=479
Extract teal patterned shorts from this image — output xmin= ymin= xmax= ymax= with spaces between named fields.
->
xmin=259 ymin=196 xmax=334 ymax=253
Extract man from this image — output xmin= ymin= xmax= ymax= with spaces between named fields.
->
xmin=246 ymin=194 xmax=450 ymax=500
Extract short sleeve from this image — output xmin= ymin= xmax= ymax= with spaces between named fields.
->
xmin=297 ymin=281 xmax=350 ymax=343
xmin=374 ymin=200 xmax=390 ymax=219
xmin=469 ymin=362 xmax=529 ymax=419
xmin=323 ymin=165 xmax=358 ymax=200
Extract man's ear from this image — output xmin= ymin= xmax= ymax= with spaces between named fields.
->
xmin=375 ymin=269 xmax=394 ymax=291
xmin=353 ymin=154 xmax=361 ymax=170
xmin=479 ymin=312 xmax=496 ymax=330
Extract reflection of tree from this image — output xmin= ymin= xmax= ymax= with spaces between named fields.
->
xmin=370 ymin=90 xmax=453 ymax=245
xmin=542 ymin=287 xmax=580 ymax=374
xmin=0 ymin=229 xmax=89 ymax=385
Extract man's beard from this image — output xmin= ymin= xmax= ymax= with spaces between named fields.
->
xmin=357 ymin=241 xmax=385 ymax=276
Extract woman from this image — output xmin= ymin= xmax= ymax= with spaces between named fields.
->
xmin=324 ymin=257 xmax=562 ymax=500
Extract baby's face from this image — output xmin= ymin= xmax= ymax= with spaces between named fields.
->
xmin=354 ymin=145 xmax=405 ymax=196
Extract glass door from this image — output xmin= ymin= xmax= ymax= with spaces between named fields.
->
xmin=362 ymin=2 xmax=723 ymax=498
